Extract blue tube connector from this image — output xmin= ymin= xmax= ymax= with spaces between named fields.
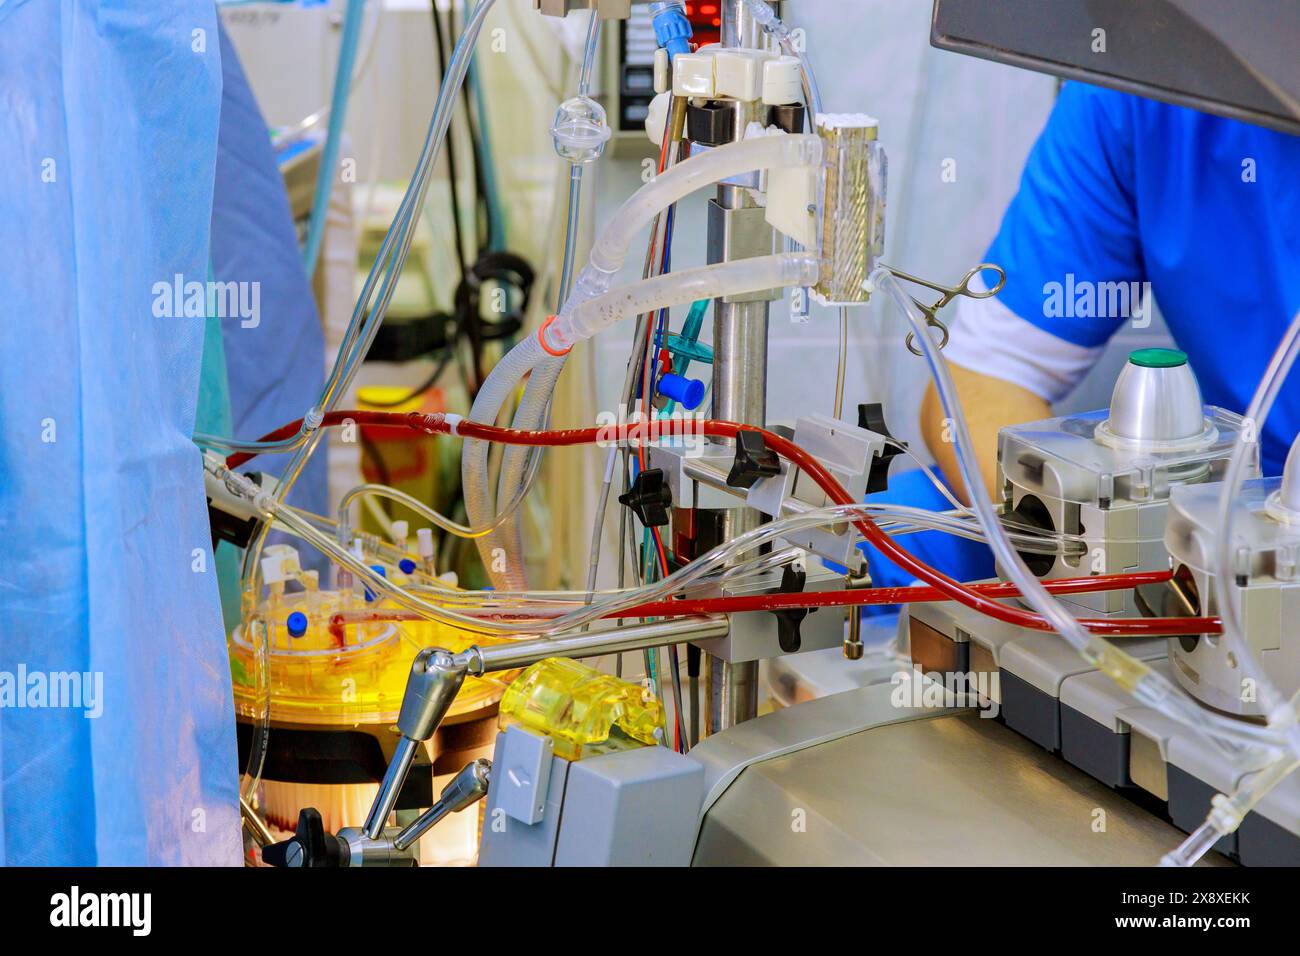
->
xmin=286 ymin=611 xmax=309 ymax=639
xmin=651 ymin=1 xmax=693 ymax=61
xmin=364 ymin=564 xmax=387 ymax=603
xmin=658 ymin=372 xmax=706 ymax=410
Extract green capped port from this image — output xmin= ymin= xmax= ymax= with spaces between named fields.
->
xmin=1128 ymin=347 xmax=1187 ymax=369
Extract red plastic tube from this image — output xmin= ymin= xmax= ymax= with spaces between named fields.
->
xmin=229 ymin=411 xmax=1217 ymax=636
xmin=616 ymin=570 xmax=1223 ymax=636
xmin=225 ymin=411 xmax=421 ymax=470
xmin=326 ymin=569 xmax=1223 ymax=637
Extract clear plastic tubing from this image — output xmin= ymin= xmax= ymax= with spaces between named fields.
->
xmin=230 ymin=0 xmax=498 ymax=801
xmin=196 ymin=0 xmax=489 ymax=461
xmin=241 ymin=0 xmax=498 ymax=590
xmin=484 ymin=359 xmax=562 ymax=590
xmin=465 ymin=253 xmax=820 ymax=588
xmin=558 ymin=253 xmax=819 ymax=346
xmin=738 ymin=0 xmax=821 ymax=326
xmin=741 ymin=0 xmax=823 ymax=115
xmin=1212 ymin=304 xmax=1300 ymax=737
xmin=228 ymin=0 xmax=499 ymax=500
xmin=583 ymin=132 xmax=819 ymax=289
xmin=212 ymin=434 xmax=1222 ymax=640
xmin=1162 ymin=752 xmax=1300 ymax=866
xmin=336 ymin=442 xmax=542 ymax=543
xmin=489 ymin=10 xmax=605 ymax=588
xmin=869 ymin=267 xmax=1285 ymax=759
xmin=1164 ymin=304 xmax=1300 ymax=863
xmin=302 ymin=0 xmax=366 ymax=274
xmin=280 ymin=0 xmax=499 ymax=500
xmin=556 ymin=9 xmax=604 ymax=305
xmin=483 ymin=253 xmax=820 ymax=587
xmin=461 ymin=133 xmax=822 ymax=585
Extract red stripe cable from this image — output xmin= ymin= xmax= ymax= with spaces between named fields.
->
xmin=225 ymin=411 xmax=1219 ymax=636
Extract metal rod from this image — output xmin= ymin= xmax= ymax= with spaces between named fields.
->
xmin=364 ymin=735 xmax=418 ymax=839
xmin=392 ymin=795 xmax=454 ymax=852
xmin=844 ymin=568 xmax=871 ymax=659
xmin=721 ymin=0 xmax=762 ymax=48
xmin=462 ymin=617 xmax=729 ymax=675
xmin=391 ymin=758 xmax=490 ymax=851
xmin=705 ymin=4 xmax=771 ymax=732
xmin=240 ymin=795 xmax=274 ymax=848
xmin=689 ymin=671 xmax=700 ymax=746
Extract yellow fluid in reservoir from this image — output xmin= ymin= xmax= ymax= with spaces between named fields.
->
xmin=230 ymin=589 xmax=511 ymax=727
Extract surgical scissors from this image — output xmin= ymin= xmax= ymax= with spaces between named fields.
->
xmin=879 ymin=262 xmax=1007 ymax=356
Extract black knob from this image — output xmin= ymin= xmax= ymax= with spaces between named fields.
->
xmin=261 ymin=808 xmax=346 ymax=868
xmin=726 ymin=430 xmax=781 ymax=490
xmin=618 ymin=469 xmax=673 ymax=528
xmin=772 ymin=564 xmax=810 ymax=654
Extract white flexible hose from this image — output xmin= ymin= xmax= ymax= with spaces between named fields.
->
xmin=585 ymin=132 xmax=820 ymax=279
xmin=460 ymin=335 xmax=550 ymax=586
xmin=462 ymin=132 xmax=823 ymax=588
xmin=565 ymin=253 xmax=820 ymax=345
xmin=464 ymin=255 xmax=819 ymax=589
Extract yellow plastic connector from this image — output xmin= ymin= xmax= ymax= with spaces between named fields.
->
xmin=1086 ymin=638 xmax=1152 ymax=694
xmin=498 ymin=657 xmax=666 ymax=761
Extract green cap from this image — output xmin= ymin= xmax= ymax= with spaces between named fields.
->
xmin=1129 ymin=347 xmax=1187 ymax=369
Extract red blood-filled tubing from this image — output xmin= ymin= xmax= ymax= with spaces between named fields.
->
xmin=226 ymin=411 xmax=1213 ymax=636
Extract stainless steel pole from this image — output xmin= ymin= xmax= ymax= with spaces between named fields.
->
xmin=704 ymin=0 xmax=773 ymax=734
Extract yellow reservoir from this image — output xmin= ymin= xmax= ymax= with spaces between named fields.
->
xmin=230 ymin=589 xmax=509 ymax=728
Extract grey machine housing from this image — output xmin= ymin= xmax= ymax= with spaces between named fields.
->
xmin=1164 ymin=476 xmax=1300 ymax=718
xmin=997 ymin=404 xmax=1252 ymax=616
xmin=477 ymin=725 xmax=704 ymax=867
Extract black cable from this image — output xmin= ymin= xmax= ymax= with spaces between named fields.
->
xmin=451 ymin=2 xmax=494 ymax=255
xmin=360 ymin=347 xmax=457 ymax=408
xmin=431 ymin=3 xmax=469 ymax=278
xmin=432 ymin=3 xmax=487 ymax=393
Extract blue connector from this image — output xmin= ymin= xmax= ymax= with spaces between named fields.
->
xmin=364 ymin=564 xmax=387 ymax=603
xmin=285 ymin=611 xmax=308 ymax=639
xmin=398 ymin=558 xmax=417 ymax=576
xmin=651 ymin=1 xmax=693 ymax=62
xmin=658 ymin=372 xmax=706 ymax=410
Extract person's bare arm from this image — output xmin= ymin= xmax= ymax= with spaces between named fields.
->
xmin=920 ymin=364 xmax=1052 ymax=505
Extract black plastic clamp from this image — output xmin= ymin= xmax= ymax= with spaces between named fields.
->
xmin=618 ymin=468 xmax=673 ymax=528
xmin=772 ymin=563 xmax=810 ymax=654
xmin=858 ymin=402 xmax=906 ymax=495
xmin=726 ymin=429 xmax=781 ymax=489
